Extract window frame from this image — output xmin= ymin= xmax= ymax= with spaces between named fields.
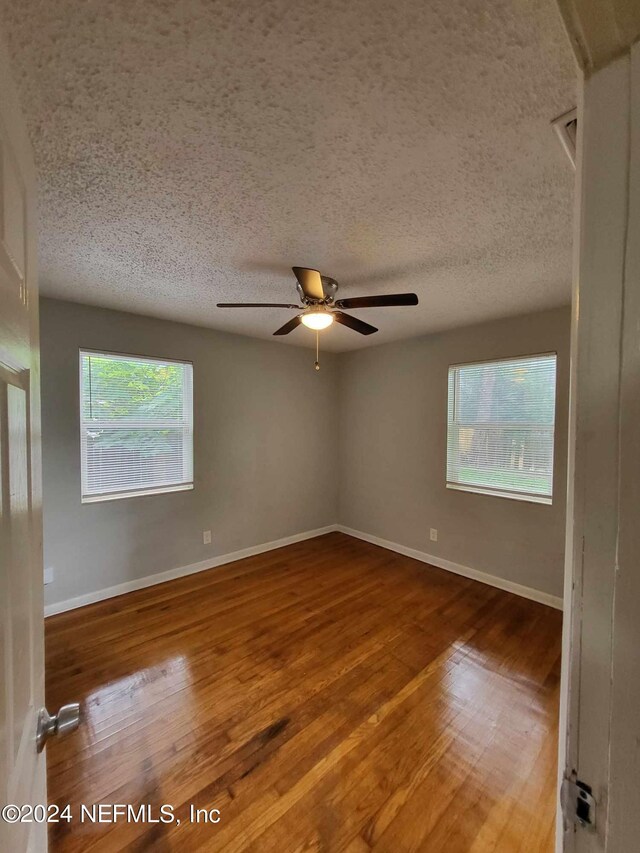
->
xmin=446 ymin=351 xmax=558 ymax=506
xmin=79 ymin=347 xmax=194 ymax=504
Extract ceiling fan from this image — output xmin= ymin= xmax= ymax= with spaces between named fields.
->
xmin=217 ymin=267 xmax=419 ymax=337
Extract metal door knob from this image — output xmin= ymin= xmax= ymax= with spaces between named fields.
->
xmin=36 ymin=703 xmax=80 ymax=752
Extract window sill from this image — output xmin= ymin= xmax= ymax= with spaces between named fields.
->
xmin=446 ymin=482 xmax=552 ymax=505
xmin=82 ymin=483 xmax=194 ymax=504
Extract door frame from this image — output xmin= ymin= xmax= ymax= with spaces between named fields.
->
xmin=558 ymin=40 xmax=640 ymax=853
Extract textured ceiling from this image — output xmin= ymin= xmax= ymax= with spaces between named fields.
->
xmin=0 ymin=0 xmax=576 ymax=351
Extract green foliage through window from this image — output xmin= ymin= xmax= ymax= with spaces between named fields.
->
xmin=447 ymin=354 xmax=557 ymax=502
xmin=80 ymin=351 xmax=193 ymax=500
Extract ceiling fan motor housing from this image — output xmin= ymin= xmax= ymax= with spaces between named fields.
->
xmin=296 ymin=276 xmax=339 ymax=305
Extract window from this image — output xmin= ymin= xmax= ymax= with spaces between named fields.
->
xmin=80 ymin=350 xmax=193 ymax=503
xmin=447 ymin=353 xmax=557 ymax=504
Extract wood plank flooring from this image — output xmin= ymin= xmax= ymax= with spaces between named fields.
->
xmin=45 ymin=532 xmax=562 ymax=852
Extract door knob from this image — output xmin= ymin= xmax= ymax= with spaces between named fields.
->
xmin=36 ymin=703 xmax=80 ymax=752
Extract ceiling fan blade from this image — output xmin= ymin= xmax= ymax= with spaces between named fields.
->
xmin=273 ymin=316 xmax=303 ymax=336
xmin=333 ymin=311 xmax=378 ymax=335
xmin=217 ymin=302 xmax=300 ymax=309
xmin=292 ymin=267 xmax=325 ymax=300
xmin=334 ymin=293 xmax=419 ymax=309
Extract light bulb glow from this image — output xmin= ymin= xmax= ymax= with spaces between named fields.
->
xmin=301 ymin=311 xmax=334 ymax=330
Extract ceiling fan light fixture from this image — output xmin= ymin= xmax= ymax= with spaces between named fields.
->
xmin=301 ymin=310 xmax=334 ymax=330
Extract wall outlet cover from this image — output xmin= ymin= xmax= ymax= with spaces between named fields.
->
xmin=203 ymin=530 xmax=212 ymax=545
xmin=430 ymin=528 xmax=438 ymax=542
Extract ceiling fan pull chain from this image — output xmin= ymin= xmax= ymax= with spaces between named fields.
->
xmin=314 ymin=330 xmax=320 ymax=371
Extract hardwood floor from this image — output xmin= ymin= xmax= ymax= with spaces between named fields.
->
xmin=45 ymin=532 xmax=562 ymax=852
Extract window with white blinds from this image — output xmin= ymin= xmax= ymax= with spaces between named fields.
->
xmin=447 ymin=353 xmax=557 ymax=504
xmin=80 ymin=350 xmax=193 ymax=503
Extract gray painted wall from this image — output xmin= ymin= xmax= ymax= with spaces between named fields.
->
xmin=41 ymin=299 xmax=570 ymax=608
xmin=40 ymin=298 xmax=339 ymax=608
xmin=337 ymin=306 xmax=570 ymax=598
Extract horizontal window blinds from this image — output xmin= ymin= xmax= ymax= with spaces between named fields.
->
xmin=80 ymin=351 xmax=193 ymax=502
xmin=447 ymin=354 xmax=557 ymax=503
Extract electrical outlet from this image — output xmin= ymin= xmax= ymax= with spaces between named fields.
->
xmin=44 ymin=566 xmax=54 ymax=585
xmin=203 ymin=530 xmax=212 ymax=545
xmin=430 ymin=528 xmax=438 ymax=542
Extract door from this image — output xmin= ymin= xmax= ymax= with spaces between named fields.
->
xmin=0 ymin=30 xmax=47 ymax=853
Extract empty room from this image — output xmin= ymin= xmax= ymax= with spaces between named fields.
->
xmin=1 ymin=1 xmax=638 ymax=852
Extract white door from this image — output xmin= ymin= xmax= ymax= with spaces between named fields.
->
xmin=0 ymin=31 xmax=47 ymax=853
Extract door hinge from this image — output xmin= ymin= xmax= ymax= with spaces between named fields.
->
xmin=561 ymin=777 xmax=597 ymax=832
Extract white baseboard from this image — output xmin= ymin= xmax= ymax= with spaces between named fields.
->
xmin=45 ymin=523 xmax=562 ymax=616
xmin=336 ymin=525 xmax=563 ymax=610
xmin=44 ymin=525 xmax=339 ymax=617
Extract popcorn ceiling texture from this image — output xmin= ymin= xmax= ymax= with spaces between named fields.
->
xmin=0 ymin=0 xmax=576 ymax=351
